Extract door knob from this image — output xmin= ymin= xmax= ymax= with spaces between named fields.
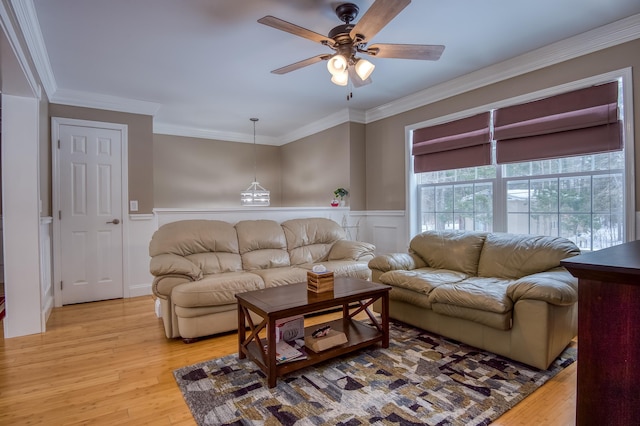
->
xmin=107 ymin=218 xmax=120 ymax=225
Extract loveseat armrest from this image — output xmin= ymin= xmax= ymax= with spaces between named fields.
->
xmin=507 ymin=267 xmax=578 ymax=306
xmin=368 ymin=253 xmax=427 ymax=273
xmin=328 ymin=240 xmax=376 ymax=261
xmin=150 ymin=253 xmax=203 ymax=281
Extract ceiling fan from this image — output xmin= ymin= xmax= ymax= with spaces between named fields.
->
xmin=258 ymin=0 xmax=445 ymax=88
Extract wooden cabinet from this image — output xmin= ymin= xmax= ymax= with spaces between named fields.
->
xmin=561 ymin=241 xmax=640 ymax=426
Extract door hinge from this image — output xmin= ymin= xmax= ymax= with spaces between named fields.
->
xmin=58 ymin=210 xmax=62 ymax=220
xmin=57 ymin=139 xmax=60 ymax=149
xmin=60 ymin=281 xmax=63 ymax=290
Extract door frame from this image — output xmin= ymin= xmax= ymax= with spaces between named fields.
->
xmin=51 ymin=117 xmax=130 ymax=307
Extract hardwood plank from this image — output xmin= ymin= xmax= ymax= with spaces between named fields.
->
xmin=0 ymin=295 xmax=577 ymax=425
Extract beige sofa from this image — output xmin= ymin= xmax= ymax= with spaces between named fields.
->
xmin=369 ymin=230 xmax=580 ymax=369
xmin=150 ymin=217 xmax=375 ymax=341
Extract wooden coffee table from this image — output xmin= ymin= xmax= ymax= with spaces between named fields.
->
xmin=236 ymin=277 xmax=391 ymax=388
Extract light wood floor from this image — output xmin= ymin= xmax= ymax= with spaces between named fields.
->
xmin=0 ymin=296 xmax=577 ymax=425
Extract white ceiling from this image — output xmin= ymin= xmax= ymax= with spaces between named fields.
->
xmin=22 ymin=0 xmax=640 ymax=144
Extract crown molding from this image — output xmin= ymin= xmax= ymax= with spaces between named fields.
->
xmin=279 ymin=108 xmax=366 ymax=145
xmin=366 ymin=13 xmax=640 ymax=123
xmin=10 ymin=0 xmax=55 ymax=99
xmin=153 ymin=122 xmax=280 ymax=145
xmin=154 ymin=107 xmax=366 ymax=146
xmin=50 ymin=88 xmax=161 ymax=116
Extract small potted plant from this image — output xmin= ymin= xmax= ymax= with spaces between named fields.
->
xmin=332 ymin=188 xmax=349 ymax=207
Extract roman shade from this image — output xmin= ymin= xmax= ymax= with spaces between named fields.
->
xmin=494 ymin=81 xmax=622 ymax=164
xmin=412 ymin=112 xmax=491 ymax=173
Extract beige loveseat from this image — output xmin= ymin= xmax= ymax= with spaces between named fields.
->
xmin=150 ymin=217 xmax=375 ymax=341
xmin=369 ymin=230 xmax=580 ymax=369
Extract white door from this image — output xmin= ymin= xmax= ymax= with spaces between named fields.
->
xmin=57 ymin=122 xmax=124 ymax=304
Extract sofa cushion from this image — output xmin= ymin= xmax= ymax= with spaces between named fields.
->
xmin=410 ymin=230 xmax=487 ymax=275
xmin=149 ymin=219 xmax=239 ymax=258
xmin=298 ymin=260 xmax=372 ymax=280
xmin=171 ymin=272 xmax=264 ymax=307
xmin=186 ymin=252 xmax=243 ymax=275
xmin=379 ymin=268 xmax=468 ymax=296
xmin=328 ymin=240 xmax=376 ymax=261
xmin=477 ymin=233 xmax=580 ymax=279
xmin=282 ymin=218 xmax=346 ymax=265
xmin=249 ymin=267 xmax=307 ymax=288
xmin=236 ymin=220 xmax=290 ymax=271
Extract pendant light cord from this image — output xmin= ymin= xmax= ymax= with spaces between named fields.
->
xmin=251 ymin=118 xmax=258 ymax=182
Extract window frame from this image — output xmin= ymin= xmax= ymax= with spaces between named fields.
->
xmin=405 ymin=68 xmax=635 ymax=245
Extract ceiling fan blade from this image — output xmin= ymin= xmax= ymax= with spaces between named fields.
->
xmin=350 ymin=0 xmax=411 ymax=42
xmin=348 ymin=67 xmax=372 ymax=87
xmin=258 ymin=16 xmax=334 ymax=47
xmin=367 ymin=43 xmax=445 ymax=60
xmin=271 ymin=54 xmax=331 ymax=75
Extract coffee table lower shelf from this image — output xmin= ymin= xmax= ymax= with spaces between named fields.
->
xmin=242 ymin=318 xmax=384 ymax=383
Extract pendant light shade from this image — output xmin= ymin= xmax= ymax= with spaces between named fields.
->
xmin=240 ymin=118 xmax=270 ymax=206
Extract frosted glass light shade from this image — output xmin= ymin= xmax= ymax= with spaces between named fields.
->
xmin=354 ymin=58 xmax=375 ymax=80
xmin=241 ymin=181 xmax=270 ymax=206
xmin=331 ymin=70 xmax=348 ymax=86
xmin=327 ymin=55 xmax=348 ymax=76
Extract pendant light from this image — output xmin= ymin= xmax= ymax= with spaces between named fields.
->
xmin=241 ymin=118 xmax=270 ymax=206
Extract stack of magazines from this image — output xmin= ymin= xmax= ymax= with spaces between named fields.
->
xmin=267 ymin=339 xmax=308 ymax=364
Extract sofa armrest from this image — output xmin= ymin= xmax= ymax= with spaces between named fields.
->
xmin=150 ymin=253 xmax=203 ymax=281
xmin=368 ymin=253 xmax=427 ymax=273
xmin=328 ymin=240 xmax=376 ymax=261
xmin=507 ymin=267 xmax=578 ymax=306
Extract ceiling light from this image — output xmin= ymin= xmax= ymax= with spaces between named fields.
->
xmin=354 ymin=58 xmax=375 ymax=81
xmin=327 ymin=54 xmax=348 ymax=76
xmin=241 ymin=118 xmax=270 ymax=206
xmin=331 ymin=70 xmax=348 ymax=86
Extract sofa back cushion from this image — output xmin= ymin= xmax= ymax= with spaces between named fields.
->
xmin=410 ymin=230 xmax=487 ymax=275
xmin=236 ymin=220 xmax=290 ymax=270
xmin=477 ymin=233 xmax=581 ymax=279
xmin=149 ymin=220 xmax=242 ymax=273
xmin=282 ymin=218 xmax=346 ymax=265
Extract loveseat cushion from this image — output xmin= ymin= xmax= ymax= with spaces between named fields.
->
xmin=282 ymin=218 xmax=346 ymax=265
xmin=428 ymin=277 xmax=513 ymax=313
xmin=379 ymin=268 xmax=468 ymax=296
xmin=507 ymin=267 xmax=578 ymax=305
xmin=236 ymin=220 xmax=290 ymax=271
xmin=477 ymin=233 xmax=580 ymax=279
xmin=368 ymin=253 xmax=427 ymax=273
xmin=410 ymin=230 xmax=487 ymax=275
xmin=171 ymin=272 xmax=264 ymax=307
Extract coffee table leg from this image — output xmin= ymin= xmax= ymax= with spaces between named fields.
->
xmin=381 ymin=293 xmax=389 ymax=348
xmin=266 ymin=318 xmax=277 ymax=388
xmin=237 ymin=303 xmax=246 ymax=359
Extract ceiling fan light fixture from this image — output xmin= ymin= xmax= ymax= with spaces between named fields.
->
xmin=327 ymin=54 xmax=348 ymax=76
xmin=354 ymin=58 xmax=375 ymax=81
xmin=331 ymin=70 xmax=349 ymax=86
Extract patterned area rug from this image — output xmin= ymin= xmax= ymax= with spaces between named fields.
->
xmin=174 ymin=322 xmax=576 ymax=425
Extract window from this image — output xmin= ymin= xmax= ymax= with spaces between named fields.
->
xmin=411 ymin=74 xmax=632 ymax=252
